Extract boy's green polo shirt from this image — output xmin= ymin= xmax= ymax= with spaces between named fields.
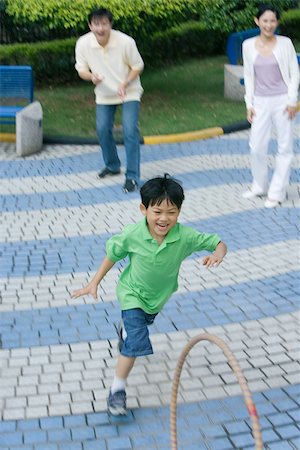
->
xmin=106 ymin=218 xmax=220 ymax=314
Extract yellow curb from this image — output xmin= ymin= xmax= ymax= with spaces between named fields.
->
xmin=144 ymin=127 xmax=224 ymax=145
xmin=0 ymin=133 xmax=16 ymax=143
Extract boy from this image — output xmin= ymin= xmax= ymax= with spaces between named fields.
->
xmin=72 ymin=174 xmax=227 ymax=415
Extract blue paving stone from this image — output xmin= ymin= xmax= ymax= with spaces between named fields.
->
xmin=139 ymin=420 xmax=165 ymax=434
xmin=261 ymin=427 xmax=281 ymax=442
xmin=229 ymin=431 xmax=256 ymax=447
xmin=200 ymin=424 xmax=225 ymax=439
xmin=290 ymin=436 xmax=300 ymax=447
xmin=63 ymin=416 xmax=86 ymax=427
xmin=35 ymin=444 xmax=59 ymax=450
xmin=106 ymin=436 xmax=132 ymax=450
xmin=94 ymin=425 xmax=118 ymax=439
xmin=47 ymin=429 xmax=71 ymax=442
xmin=117 ymin=423 xmax=141 ymax=436
xmin=130 ymin=435 xmax=156 ymax=448
xmin=0 ymin=431 xmax=23 ymax=446
xmin=0 ymin=421 xmax=16 ymax=432
xmin=83 ymin=440 xmax=106 ymax=450
xmin=185 ymin=414 xmax=210 ymax=426
xmin=24 ymin=430 xmax=47 ymax=444
xmin=224 ymin=420 xmax=250 ymax=434
xmin=284 ymin=384 xmax=300 ymax=394
xmin=58 ymin=444 xmax=82 ymax=450
xmin=273 ymin=398 xmax=299 ymax=412
xmin=70 ymin=427 xmax=95 ymax=440
xmin=209 ymin=409 xmax=233 ymax=423
xmin=276 ymin=424 xmax=300 ymax=439
xmin=7 ymin=446 xmax=33 ymax=450
xmin=86 ymin=412 xmax=111 ymax=426
xmin=267 ymin=442 xmax=293 ymax=449
xmin=257 ymin=402 xmax=278 ymax=416
xmin=207 ymin=437 xmax=234 ymax=450
xmin=287 ymin=409 xmax=300 ymax=421
xmin=267 ymin=412 xmax=294 ymax=427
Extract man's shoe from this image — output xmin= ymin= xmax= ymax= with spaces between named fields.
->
xmin=107 ymin=390 xmax=127 ymax=416
xmin=115 ymin=320 xmax=124 ymax=352
xmin=98 ymin=168 xmax=121 ymax=179
xmin=264 ymin=199 xmax=281 ymax=208
xmin=123 ymin=179 xmax=138 ymax=193
xmin=242 ymin=189 xmax=266 ymax=199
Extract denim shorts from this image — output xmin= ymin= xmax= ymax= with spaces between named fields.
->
xmin=120 ymin=308 xmax=158 ymax=357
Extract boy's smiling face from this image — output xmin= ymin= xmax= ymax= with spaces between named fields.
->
xmin=140 ymin=199 xmax=180 ymax=243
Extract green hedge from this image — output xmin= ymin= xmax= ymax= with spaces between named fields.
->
xmin=146 ymin=21 xmax=226 ymax=66
xmin=0 ymin=21 xmax=225 ymax=85
xmin=0 ymin=38 xmax=78 ymax=84
xmin=280 ymin=8 xmax=300 ymax=41
xmin=3 ymin=0 xmax=207 ymax=43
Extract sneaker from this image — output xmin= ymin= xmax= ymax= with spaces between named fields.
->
xmin=123 ymin=179 xmax=138 ymax=193
xmin=242 ymin=189 xmax=266 ymax=199
xmin=264 ymin=199 xmax=281 ymax=208
xmin=98 ymin=168 xmax=121 ymax=179
xmin=115 ymin=320 xmax=124 ymax=352
xmin=107 ymin=390 xmax=127 ymax=416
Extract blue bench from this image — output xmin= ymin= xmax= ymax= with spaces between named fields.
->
xmin=227 ymin=28 xmax=260 ymax=65
xmin=227 ymin=28 xmax=300 ymax=86
xmin=0 ymin=65 xmax=34 ymax=125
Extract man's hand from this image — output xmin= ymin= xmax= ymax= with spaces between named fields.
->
xmin=71 ymin=283 xmax=98 ymax=300
xmin=118 ymin=82 xmax=127 ymax=101
xmin=91 ymin=73 xmax=104 ymax=85
xmin=202 ymin=254 xmax=223 ymax=269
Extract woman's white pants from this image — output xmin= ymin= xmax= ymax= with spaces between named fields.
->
xmin=249 ymin=94 xmax=295 ymax=202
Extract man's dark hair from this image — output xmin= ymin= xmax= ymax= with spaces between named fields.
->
xmin=140 ymin=173 xmax=185 ymax=210
xmin=256 ymin=4 xmax=280 ymax=20
xmin=88 ymin=8 xmax=113 ymax=24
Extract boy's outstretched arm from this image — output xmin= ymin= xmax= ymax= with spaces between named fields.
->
xmin=71 ymin=256 xmax=115 ymax=300
xmin=203 ymin=241 xmax=227 ymax=269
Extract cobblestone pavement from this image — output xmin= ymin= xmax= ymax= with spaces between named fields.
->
xmin=0 ymin=119 xmax=299 ymax=449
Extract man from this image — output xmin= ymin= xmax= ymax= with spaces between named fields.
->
xmin=75 ymin=8 xmax=144 ymax=192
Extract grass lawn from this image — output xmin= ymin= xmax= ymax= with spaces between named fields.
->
xmin=0 ymin=55 xmax=248 ymax=138
xmin=32 ymin=55 xmax=246 ymax=138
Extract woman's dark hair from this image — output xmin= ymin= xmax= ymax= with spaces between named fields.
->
xmin=256 ymin=4 xmax=280 ymax=20
xmin=140 ymin=173 xmax=185 ymax=210
xmin=88 ymin=8 xmax=113 ymax=24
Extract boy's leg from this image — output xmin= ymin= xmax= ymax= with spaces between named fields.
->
xmin=108 ymin=308 xmax=156 ymax=415
xmin=107 ymin=355 xmax=135 ymax=416
xmin=115 ymin=354 xmax=136 ymax=379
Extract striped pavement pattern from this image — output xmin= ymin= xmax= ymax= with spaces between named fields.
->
xmin=0 ymin=120 xmax=299 ymax=449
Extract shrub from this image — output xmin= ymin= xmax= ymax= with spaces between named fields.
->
xmin=200 ymin=0 xmax=296 ymax=33
xmin=0 ymin=21 xmax=225 ymax=85
xmin=4 ymin=0 xmax=209 ymax=42
xmin=280 ymin=8 xmax=300 ymax=40
xmin=146 ymin=21 xmax=226 ymax=67
xmin=0 ymin=38 xmax=78 ymax=84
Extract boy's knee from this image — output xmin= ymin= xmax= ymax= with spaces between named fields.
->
xmin=121 ymin=308 xmax=155 ymax=357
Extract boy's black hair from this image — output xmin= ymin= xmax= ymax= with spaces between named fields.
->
xmin=88 ymin=8 xmax=113 ymax=24
xmin=140 ymin=173 xmax=184 ymax=210
xmin=256 ymin=4 xmax=280 ymax=20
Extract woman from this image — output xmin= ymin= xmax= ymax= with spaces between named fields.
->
xmin=242 ymin=4 xmax=299 ymax=208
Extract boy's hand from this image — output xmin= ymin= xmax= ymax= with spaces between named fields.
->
xmin=202 ymin=254 xmax=223 ymax=268
xmin=71 ymin=283 xmax=98 ymax=300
